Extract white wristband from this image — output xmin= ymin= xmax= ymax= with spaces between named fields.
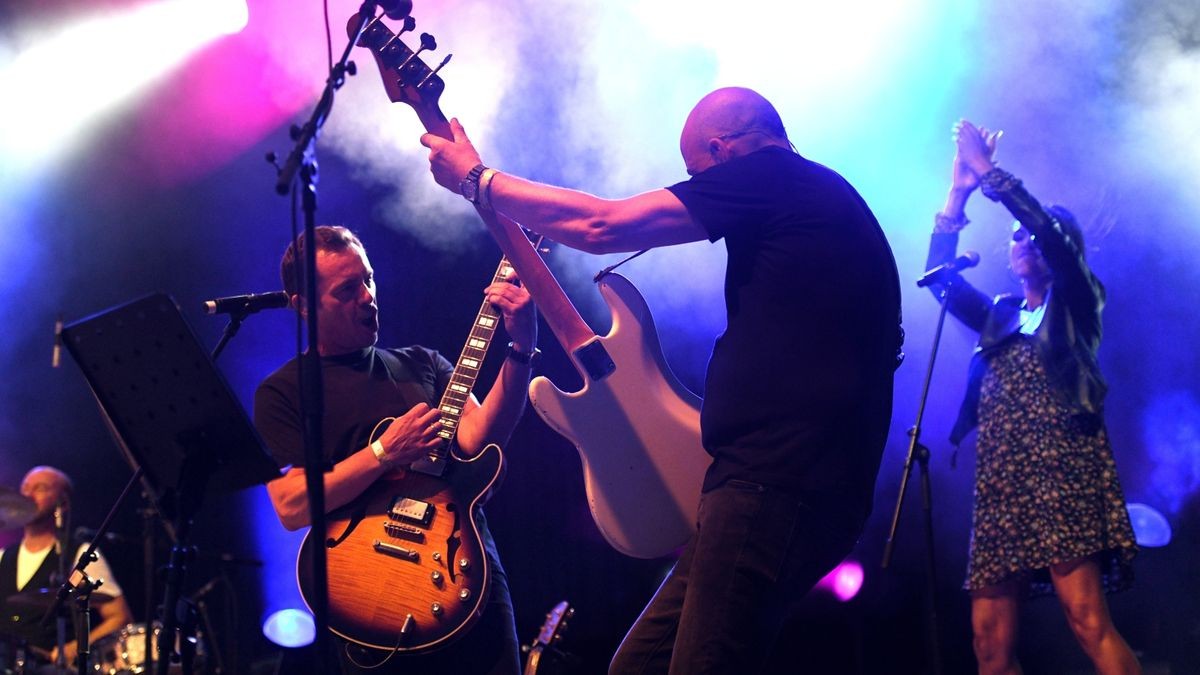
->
xmin=370 ymin=439 xmax=388 ymax=465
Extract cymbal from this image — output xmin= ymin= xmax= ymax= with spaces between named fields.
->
xmin=0 ymin=486 xmax=37 ymax=530
xmin=5 ymin=587 xmax=115 ymax=611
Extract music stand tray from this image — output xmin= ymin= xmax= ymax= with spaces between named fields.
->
xmin=60 ymin=293 xmax=278 ymax=521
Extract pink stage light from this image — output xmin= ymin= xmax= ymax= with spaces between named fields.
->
xmin=815 ymin=560 xmax=864 ymax=602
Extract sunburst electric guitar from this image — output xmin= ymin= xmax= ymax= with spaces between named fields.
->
xmin=296 ymin=255 xmax=522 ymax=653
xmin=349 ymin=10 xmax=709 ymax=559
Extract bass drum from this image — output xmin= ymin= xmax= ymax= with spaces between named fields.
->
xmin=91 ymin=622 xmax=205 ymax=675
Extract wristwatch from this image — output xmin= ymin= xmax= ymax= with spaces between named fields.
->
xmin=459 ymin=164 xmax=487 ymax=204
xmin=506 ymin=342 xmax=540 ymax=365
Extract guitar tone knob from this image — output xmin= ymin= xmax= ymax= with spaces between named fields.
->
xmin=431 ymin=602 xmax=443 ymax=616
xmin=431 ymin=571 xmax=443 ymax=586
xmin=457 ymin=558 xmax=470 ymax=571
xmin=459 ymin=588 xmax=472 ymax=601
xmin=432 ymin=552 xmax=442 ymax=563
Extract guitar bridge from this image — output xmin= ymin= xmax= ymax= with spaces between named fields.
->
xmin=388 ymin=496 xmax=434 ymax=526
xmin=383 ymin=521 xmax=426 ymax=542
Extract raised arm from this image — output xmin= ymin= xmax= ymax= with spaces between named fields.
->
xmin=421 ymin=119 xmax=708 ymax=254
xmin=925 ymin=120 xmax=1001 ymax=333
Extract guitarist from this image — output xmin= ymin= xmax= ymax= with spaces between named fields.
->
xmin=422 ymin=87 xmax=903 ymax=673
xmin=253 ymin=226 xmax=537 ymax=674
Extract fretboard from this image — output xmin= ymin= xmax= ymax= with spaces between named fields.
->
xmin=431 ymin=257 xmax=515 ymax=453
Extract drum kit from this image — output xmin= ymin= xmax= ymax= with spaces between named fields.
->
xmin=2 ymin=486 xmax=204 ymax=675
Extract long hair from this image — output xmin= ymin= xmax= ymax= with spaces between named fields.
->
xmin=1046 ymin=204 xmax=1086 ymax=260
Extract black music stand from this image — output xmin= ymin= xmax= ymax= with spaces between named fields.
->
xmin=61 ymin=294 xmax=279 ymax=675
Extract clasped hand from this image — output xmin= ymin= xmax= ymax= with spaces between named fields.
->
xmin=951 ymin=119 xmax=1002 ymax=192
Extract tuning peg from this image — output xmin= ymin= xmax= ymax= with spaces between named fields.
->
xmin=346 ymin=61 xmax=357 ymax=76
xmin=397 ymin=32 xmax=439 ymax=84
xmin=400 ymin=16 xmax=416 ymax=35
xmin=418 ymin=54 xmax=452 ymax=88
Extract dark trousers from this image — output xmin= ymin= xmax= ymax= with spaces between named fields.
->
xmin=609 ymin=479 xmax=862 ymax=674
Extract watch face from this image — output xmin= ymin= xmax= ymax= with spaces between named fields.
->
xmin=460 ymin=165 xmax=484 ymax=202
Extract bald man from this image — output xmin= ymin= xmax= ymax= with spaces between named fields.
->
xmin=0 ymin=466 xmax=133 ymax=672
xmin=423 ymin=87 xmax=903 ymax=673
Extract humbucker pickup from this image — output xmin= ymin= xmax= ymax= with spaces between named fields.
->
xmin=388 ymin=496 xmax=434 ymax=526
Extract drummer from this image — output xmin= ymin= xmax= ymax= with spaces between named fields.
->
xmin=0 ymin=466 xmax=133 ymax=671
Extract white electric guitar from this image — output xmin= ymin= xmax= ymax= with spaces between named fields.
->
xmin=350 ymin=10 xmax=708 ymax=558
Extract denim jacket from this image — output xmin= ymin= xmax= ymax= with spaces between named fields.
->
xmin=926 ymin=169 xmax=1107 ymax=446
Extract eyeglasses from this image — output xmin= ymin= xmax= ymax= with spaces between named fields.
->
xmin=714 ymin=127 xmax=774 ymax=142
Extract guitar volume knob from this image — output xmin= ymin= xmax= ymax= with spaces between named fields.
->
xmin=458 ymin=558 xmax=470 ymax=571
xmin=431 ymin=570 xmax=443 ymax=586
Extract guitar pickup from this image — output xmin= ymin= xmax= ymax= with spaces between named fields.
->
xmin=373 ymin=540 xmax=419 ymax=562
xmin=388 ymin=497 xmax=434 ymax=526
xmin=384 ymin=522 xmax=426 ymax=542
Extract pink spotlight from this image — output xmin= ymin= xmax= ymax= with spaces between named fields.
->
xmin=815 ymin=560 xmax=864 ymax=602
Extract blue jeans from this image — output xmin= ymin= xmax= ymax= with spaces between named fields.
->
xmin=609 ymin=479 xmax=863 ymax=674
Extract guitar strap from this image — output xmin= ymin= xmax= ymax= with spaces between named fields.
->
xmin=372 ymin=347 xmax=440 ymax=407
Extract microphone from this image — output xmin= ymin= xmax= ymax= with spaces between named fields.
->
xmin=53 ymin=505 xmax=65 ymax=554
xmin=916 ymin=251 xmax=981 ymax=287
xmin=203 ymin=291 xmax=290 ymax=316
xmin=51 ymin=317 xmax=63 ymax=368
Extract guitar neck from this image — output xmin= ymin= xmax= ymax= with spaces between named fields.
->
xmin=353 ymin=13 xmax=596 ymax=353
xmin=435 ymin=257 xmax=513 ymax=447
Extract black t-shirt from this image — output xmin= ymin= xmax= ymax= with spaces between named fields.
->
xmin=254 ymin=346 xmax=451 ymax=468
xmin=667 ymin=146 xmax=901 ymax=513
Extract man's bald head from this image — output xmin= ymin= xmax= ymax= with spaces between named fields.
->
xmin=20 ymin=465 xmax=73 ymax=523
xmin=680 ymin=87 xmax=790 ymax=176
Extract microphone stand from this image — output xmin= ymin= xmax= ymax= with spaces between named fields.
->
xmin=881 ymin=278 xmax=959 ymax=675
xmin=211 ymin=311 xmax=250 ymax=362
xmin=268 ymin=4 xmax=386 ymax=670
xmin=41 ymin=467 xmax=145 ymax=675
xmin=140 ymin=499 xmax=159 ymax=675
xmin=53 ymin=504 xmax=69 ymax=674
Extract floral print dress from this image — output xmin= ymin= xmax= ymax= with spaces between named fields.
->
xmin=966 ymin=335 xmax=1137 ymax=597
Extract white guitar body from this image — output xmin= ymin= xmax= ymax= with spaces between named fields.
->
xmin=528 ymin=273 xmax=708 ymax=559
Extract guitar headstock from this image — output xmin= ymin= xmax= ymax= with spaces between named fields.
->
xmin=347 ymin=11 xmax=452 ymax=138
xmin=533 ymin=600 xmax=572 ymax=650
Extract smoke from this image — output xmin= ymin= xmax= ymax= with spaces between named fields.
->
xmin=1116 ymin=0 xmax=1200 ymax=205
